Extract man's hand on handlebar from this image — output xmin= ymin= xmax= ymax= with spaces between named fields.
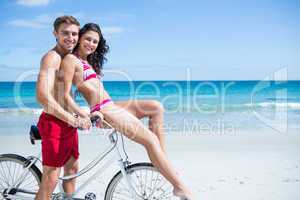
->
xmin=75 ymin=116 xmax=92 ymax=130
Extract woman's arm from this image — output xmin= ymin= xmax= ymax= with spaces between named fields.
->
xmin=60 ymin=54 xmax=90 ymax=118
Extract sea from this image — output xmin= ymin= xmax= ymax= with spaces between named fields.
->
xmin=0 ymin=81 xmax=300 ymax=135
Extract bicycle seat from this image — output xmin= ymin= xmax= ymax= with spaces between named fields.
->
xmin=29 ymin=125 xmax=41 ymax=145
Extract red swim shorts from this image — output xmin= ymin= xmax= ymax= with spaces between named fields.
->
xmin=37 ymin=112 xmax=79 ymax=167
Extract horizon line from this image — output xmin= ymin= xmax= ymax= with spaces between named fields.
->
xmin=0 ymin=79 xmax=299 ymax=83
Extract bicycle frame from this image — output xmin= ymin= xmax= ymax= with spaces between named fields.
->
xmin=6 ymin=120 xmax=142 ymax=200
xmin=59 ymin=128 xmax=139 ymax=198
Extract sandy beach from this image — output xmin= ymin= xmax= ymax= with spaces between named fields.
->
xmin=1 ymin=128 xmax=299 ymax=200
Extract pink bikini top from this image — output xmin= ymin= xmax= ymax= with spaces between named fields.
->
xmin=82 ymin=61 xmax=98 ymax=81
xmin=76 ymin=56 xmax=98 ymax=81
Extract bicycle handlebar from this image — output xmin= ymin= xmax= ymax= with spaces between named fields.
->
xmin=77 ymin=115 xmax=101 ymax=130
xmin=90 ymin=115 xmax=101 ymax=126
xmin=77 ymin=115 xmax=113 ymax=130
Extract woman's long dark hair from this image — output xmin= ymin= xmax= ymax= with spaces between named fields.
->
xmin=73 ymin=23 xmax=109 ymax=76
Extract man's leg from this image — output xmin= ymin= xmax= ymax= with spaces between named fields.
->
xmin=63 ymin=156 xmax=79 ymax=196
xmin=35 ymin=166 xmax=60 ymax=200
xmin=115 ymin=100 xmax=166 ymax=152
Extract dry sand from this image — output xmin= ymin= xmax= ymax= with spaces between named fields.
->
xmin=0 ymin=129 xmax=300 ymax=199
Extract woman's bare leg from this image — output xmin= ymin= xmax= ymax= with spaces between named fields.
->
xmin=101 ymin=103 xmax=193 ymax=198
xmin=115 ymin=100 xmax=167 ymax=153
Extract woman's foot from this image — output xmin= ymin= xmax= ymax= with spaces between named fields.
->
xmin=173 ymin=187 xmax=195 ymax=200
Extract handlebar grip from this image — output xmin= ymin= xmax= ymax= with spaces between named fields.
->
xmin=90 ymin=115 xmax=101 ymax=126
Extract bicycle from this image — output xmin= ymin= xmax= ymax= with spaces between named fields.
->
xmin=0 ymin=117 xmax=177 ymax=200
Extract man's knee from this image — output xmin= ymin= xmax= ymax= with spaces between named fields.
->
xmin=70 ymin=163 xmax=79 ymax=174
xmin=41 ymin=167 xmax=60 ymax=187
xmin=64 ymin=161 xmax=79 ymax=176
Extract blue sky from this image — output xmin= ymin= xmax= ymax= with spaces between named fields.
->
xmin=0 ymin=0 xmax=299 ymax=81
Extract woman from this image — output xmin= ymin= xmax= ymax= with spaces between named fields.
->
xmin=60 ymin=23 xmax=195 ymax=200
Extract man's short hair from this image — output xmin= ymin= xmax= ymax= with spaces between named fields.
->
xmin=53 ymin=15 xmax=80 ymax=32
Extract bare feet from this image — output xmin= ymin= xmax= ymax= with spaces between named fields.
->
xmin=173 ymin=187 xmax=196 ymax=200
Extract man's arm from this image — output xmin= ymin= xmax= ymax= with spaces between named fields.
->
xmin=36 ymin=51 xmax=78 ymax=127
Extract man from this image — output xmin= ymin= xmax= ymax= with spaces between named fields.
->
xmin=35 ymin=15 xmax=91 ymax=200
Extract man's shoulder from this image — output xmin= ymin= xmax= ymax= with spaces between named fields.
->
xmin=40 ymin=50 xmax=62 ymax=69
xmin=42 ymin=50 xmax=62 ymax=62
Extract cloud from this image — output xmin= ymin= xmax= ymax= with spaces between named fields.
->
xmin=8 ymin=13 xmax=125 ymax=35
xmin=7 ymin=12 xmax=87 ymax=29
xmin=0 ymin=50 xmax=11 ymax=55
xmin=0 ymin=64 xmax=8 ymax=68
xmin=94 ymin=14 xmax=135 ymax=23
xmin=0 ymin=64 xmax=24 ymax=70
xmin=55 ymin=11 xmax=85 ymax=21
xmin=7 ymin=14 xmax=53 ymax=29
xmin=102 ymin=27 xmax=124 ymax=34
xmin=16 ymin=0 xmax=51 ymax=7
xmin=8 ymin=19 xmax=47 ymax=29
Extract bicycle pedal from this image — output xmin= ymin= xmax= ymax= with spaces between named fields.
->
xmin=84 ymin=192 xmax=96 ymax=200
xmin=52 ymin=193 xmax=64 ymax=200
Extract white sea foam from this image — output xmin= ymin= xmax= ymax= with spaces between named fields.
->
xmin=0 ymin=108 xmax=43 ymax=115
xmin=245 ymin=102 xmax=300 ymax=109
xmin=0 ymin=106 xmax=91 ymax=115
xmin=1 ymin=103 xmax=300 ymax=116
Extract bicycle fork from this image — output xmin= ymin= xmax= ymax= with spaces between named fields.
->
xmin=114 ymin=146 xmax=143 ymax=200
xmin=2 ymin=154 xmax=41 ymax=199
xmin=14 ymin=153 xmax=41 ymax=189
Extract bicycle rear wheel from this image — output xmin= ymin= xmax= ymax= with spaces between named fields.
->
xmin=0 ymin=154 xmax=42 ymax=200
xmin=104 ymin=162 xmax=177 ymax=200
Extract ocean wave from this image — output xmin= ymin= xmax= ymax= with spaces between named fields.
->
xmin=164 ymin=102 xmax=300 ymax=113
xmin=0 ymin=108 xmax=43 ymax=115
xmin=265 ymin=97 xmax=298 ymax=101
xmin=244 ymin=102 xmax=300 ymax=109
xmin=0 ymin=106 xmax=91 ymax=115
xmin=1 ymin=103 xmax=300 ymax=116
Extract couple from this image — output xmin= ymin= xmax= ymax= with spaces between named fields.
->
xmin=36 ymin=15 xmax=194 ymax=200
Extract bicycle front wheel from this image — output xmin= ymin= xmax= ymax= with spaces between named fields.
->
xmin=105 ymin=162 xmax=177 ymax=200
xmin=0 ymin=154 xmax=42 ymax=200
